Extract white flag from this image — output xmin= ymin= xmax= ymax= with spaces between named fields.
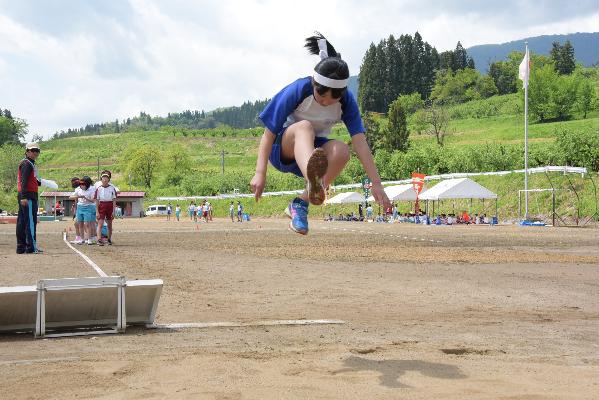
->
xmin=518 ymin=47 xmax=530 ymax=88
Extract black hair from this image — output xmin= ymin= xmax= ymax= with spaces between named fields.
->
xmin=80 ymin=176 xmax=92 ymax=190
xmin=71 ymin=177 xmax=80 ymax=189
xmin=305 ymin=32 xmax=349 ymax=99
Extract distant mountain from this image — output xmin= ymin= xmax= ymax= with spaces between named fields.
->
xmin=467 ymin=32 xmax=599 ymax=73
xmin=347 ymin=75 xmax=359 ymax=97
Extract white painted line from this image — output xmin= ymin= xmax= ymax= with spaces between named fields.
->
xmin=62 ymin=232 xmax=107 ymax=277
xmin=0 ymin=356 xmax=80 ymax=366
xmin=112 ymin=227 xmax=284 ymax=235
xmin=148 ymin=319 xmax=345 ymax=330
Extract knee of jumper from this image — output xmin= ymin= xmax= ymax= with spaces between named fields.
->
xmin=290 ymin=120 xmax=317 ymax=141
xmin=329 ymin=141 xmax=351 ymax=164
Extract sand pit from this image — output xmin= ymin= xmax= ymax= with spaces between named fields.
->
xmin=1 ymin=217 xmax=598 ymax=399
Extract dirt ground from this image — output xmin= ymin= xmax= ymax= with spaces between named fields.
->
xmin=1 ymin=217 xmax=598 ymax=399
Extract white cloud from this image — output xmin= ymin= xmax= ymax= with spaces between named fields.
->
xmin=0 ymin=0 xmax=597 ymax=138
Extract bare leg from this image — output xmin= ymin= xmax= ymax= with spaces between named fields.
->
xmin=281 ymin=125 xmax=350 ymax=202
xmin=280 ymin=121 xmax=316 ymax=202
xmin=321 ymin=140 xmax=351 ymax=188
xmin=280 ymin=120 xmax=316 ymax=178
xmin=75 ymin=220 xmax=81 ymax=237
xmin=281 ymin=121 xmax=333 ymax=204
xmin=96 ymin=218 xmax=104 ymax=239
xmin=84 ymin=222 xmax=91 ymax=240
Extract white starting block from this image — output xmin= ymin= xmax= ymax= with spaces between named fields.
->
xmin=36 ymin=276 xmax=126 ymax=338
xmin=0 ymin=277 xmax=162 ymax=338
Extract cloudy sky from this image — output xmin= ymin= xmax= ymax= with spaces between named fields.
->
xmin=1 ymin=0 xmax=598 ymax=139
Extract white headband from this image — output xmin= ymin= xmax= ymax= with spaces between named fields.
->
xmin=313 ymin=71 xmax=348 ymax=89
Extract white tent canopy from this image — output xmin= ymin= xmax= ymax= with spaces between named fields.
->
xmin=367 ymin=184 xmax=419 ymax=202
xmin=325 ymin=191 xmax=365 ymax=204
xmin=419 ymin=178 xmax=497 ymax=201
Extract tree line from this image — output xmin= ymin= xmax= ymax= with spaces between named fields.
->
xmin=53 ymin=99 xmax=269 ymax=139
xmin=358 ymin=32 xmax=475 ymax=113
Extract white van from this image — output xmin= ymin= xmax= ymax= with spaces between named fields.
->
xmin=146 ymin=205 xmax=168 ymax=216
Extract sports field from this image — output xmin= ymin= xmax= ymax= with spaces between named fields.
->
xmin=1 ymin=217 xmax=599 ymax=399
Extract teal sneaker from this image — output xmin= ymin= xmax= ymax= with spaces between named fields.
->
xmin=285 ymin=198 xmax=309 ymax=235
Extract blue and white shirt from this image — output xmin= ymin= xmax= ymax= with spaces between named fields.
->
xmin=259 ymin=77 xmax=365 ymax=138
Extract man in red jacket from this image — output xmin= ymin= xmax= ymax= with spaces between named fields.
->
xmin=16 ymin=142 xmax=42 ymax=254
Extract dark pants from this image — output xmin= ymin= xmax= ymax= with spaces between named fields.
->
xmin=16 ymin=198 xmax=38 ymax=254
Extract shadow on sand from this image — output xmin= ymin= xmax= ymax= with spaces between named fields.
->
xmin=334 ymin=356 xmax=467 ymax=388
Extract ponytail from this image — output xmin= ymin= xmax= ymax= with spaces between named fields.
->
xmin=304 ymin=32 xmax=349 ymax=99
xmin=304 ymin=32 xmax=340 ymax=59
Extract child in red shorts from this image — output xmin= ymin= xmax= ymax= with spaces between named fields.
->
xmin=94 ymin=170 xmax=117 ymax=245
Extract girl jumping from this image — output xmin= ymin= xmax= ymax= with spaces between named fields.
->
xmin=250 ymin=33 xmax=390 ymax=234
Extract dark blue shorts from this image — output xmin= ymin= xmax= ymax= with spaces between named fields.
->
xmin=269 ymin=131 xmax=331 ymax=178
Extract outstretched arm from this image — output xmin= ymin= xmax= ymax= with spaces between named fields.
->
xmin=351 ymin=133 xmax=391 ymax=208
xmin=250 ymin=128 xmax=276 ymax=201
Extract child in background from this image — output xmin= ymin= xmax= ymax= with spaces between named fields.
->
xmin=94 ymin=170 xmax=117 ymax=246
xmin=201 ymin=200 xmax=209 ymax=222
xmin=70 ymin=176 xmax=96 ymax=245
xmin=189 ymin=202 xmax=196 ymax=222
xmin=251 ymin=33 xmax=390 ymax=234
xmin=207 ymin=201 xmax=213 ymax=221
xmin=237 ymin=201 xmax=243 ymax=222
xmin=198 ymin=201 xmax=203 ymax=222
xmin=229 ymin=201 xmax=235 ymax=222
xmin=69 ymin=177 xmax=83 ymax=244
xmin=175 ymin=204 xmax=181 ymax=221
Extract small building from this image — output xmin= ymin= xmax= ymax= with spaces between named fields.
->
xmin=40 ymin=191 xmax=146 ymax=218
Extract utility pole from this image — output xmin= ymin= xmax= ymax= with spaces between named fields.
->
xmin=524 ymin=42 xmax=529 ymax=220
xmin=221 ymin=149 xmax=225 ymax=174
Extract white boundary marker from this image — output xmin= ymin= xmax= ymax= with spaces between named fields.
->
xmin=158 ymin=165 xmax=586 ymax=201
xmin=0 ymin=357 xmax=80 ymax=366
xmin=111 ymin=228 xmax=282 ymax=234
xmin=148 ymin=319 xmax=345 ymax=330
xmin=62 ymin=232 xmax=107 ymax=277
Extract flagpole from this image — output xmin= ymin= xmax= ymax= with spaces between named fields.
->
xmin=524 ymin=42 xmax=529 ymax=220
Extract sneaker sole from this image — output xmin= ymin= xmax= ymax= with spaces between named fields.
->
xmin=288 ymin=221 xmax=308 ymax=235
xmin=306 ymin=148 xmax=328 ymax=206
